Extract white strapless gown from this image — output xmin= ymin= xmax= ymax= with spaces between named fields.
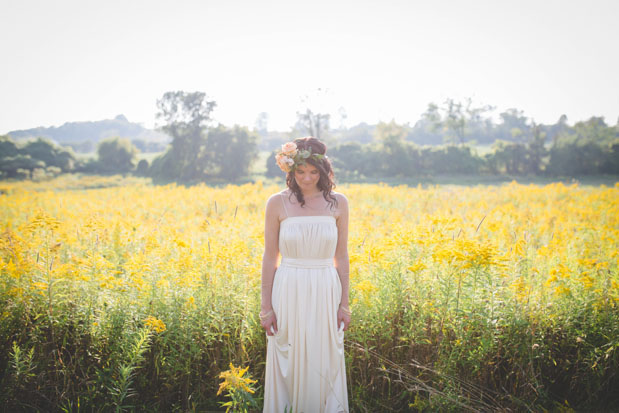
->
xmin=263 ymin=215 xmax=349 ymax=413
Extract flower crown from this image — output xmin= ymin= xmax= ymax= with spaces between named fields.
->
xmin=275 ymin=141 xmax=327 ymax=173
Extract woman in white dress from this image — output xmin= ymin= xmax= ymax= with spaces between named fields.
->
xmin=260 ymin=137 xmax=351 ymax=412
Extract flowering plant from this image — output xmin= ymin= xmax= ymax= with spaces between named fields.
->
xmin=275 ymin=141 xmax=327 ymax=173
xmin=216 ymin=363 xmax=258 ymax=412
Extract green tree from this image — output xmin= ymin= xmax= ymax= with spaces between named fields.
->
xmin=546 ymin=116 xmax=617 ymax=176
xmin=547 ymin=141 xmax=605 ymax=176
xmin=96 ymin=137 xmax=138 ymax=173
xmin=422 ymin=145 xmax=481 ymax=174
xmin=0 ymin=136 xmax=19 ymax=158
xmin=296 ymin=109 xmax=330 ymax=141
xmin=0 ymin=136 xmax=77 ymax=179
xmin=329 ymin=142 xmax=368 ymax=179
xmin=547 ymin=114 xmax=570 ymax=145
xmin=22 ymin=138 xmax=60 ymax=166
xmin=0 ymin=155 xmax=45 ymax=178
xmin=374 ymin=120 xmax=408 ymax=144
xmin=496 ymin=109 xmax=531 ymax=143
xmin=602 ymin=142 xmax=619 ymax=174
xmin=135 ymin=159 xmax=149 ymax=176
xmin=22 ymin=138 xmax=76 ymax=171
xmin=426 ymin=98 xmax=493 ymax=145
xmin=265 ymin=151 xmax=281 ymax=178
xmin=525 ymin=124 xmax=548 ymax=174
xmin=409 ymin=104 xmax=443 ymax=145
xmin=572 ymin=117 xmax=616 ymax=145
xmin=486 ymin=141 xmax=529 ymax=174
xmin=295 ymin=89 xmax=332 ymax=141
xmin=338 ymin=122 xmax=375 ymax=144
xmin=442 ymin=98 xmax=467 ymax=144
xmin=374 ymin=120 xmax=417 ymax=176
xmin=205 ymin=125 xmax=258 ymax=180
xmin=154 ymin=91 xmax=217 ymax=181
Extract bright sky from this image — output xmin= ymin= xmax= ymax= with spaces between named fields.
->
xmin=1 ymin=0 xmax=618 ymax=134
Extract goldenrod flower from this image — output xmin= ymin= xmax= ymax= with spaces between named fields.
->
xmin=217 ymin=363 xmax=257 ymax=396
xmin=144 ymin=316 xmax=166 ymax=333
xmin=407 ymin=261 xmax=426 ymax=273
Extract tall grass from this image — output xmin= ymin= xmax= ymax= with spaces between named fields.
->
xmin=0 ymin=178 xmax=617 ymax=411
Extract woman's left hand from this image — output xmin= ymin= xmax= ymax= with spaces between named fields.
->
xmin=337 ymin=305 xmax=352 ymax=331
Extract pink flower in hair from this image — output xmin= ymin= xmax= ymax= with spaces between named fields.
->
xmin=275 ymin=153 xmax=293 ymax=172
xmin=281 ymin=142 xmax=298 ymax=156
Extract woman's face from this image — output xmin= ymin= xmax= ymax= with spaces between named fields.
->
xmin=294 ymin=163 xmax=320 ymax=191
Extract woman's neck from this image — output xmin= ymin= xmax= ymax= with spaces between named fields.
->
xmin=299 ymin=189 xmax=322 ymax=199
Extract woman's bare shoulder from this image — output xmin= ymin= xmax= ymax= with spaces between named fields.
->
xmin=332 ymin=191 xmax=349 ymax=204
xmin=266 ymin=190 xmax=287 ymax=203
xmin=331 ymin=192 xmax=348 ymax=220
xmin=265 ymin=190 xmax=288 ymax=216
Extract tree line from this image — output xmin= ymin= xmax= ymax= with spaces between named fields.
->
xmin=1 ymin=92 xmax=618 ymax=182
xmin=271 ymin=98 xmax=619 ymax=179
xmin=0 ymin=92 xmax=259 ymax=182
xmin=0 ymin=134 xmax=143 ymax=180
xmin=317 ymin=117 xmax=619 ymax=179
xmin=0 ymin=136 xmax=75 ymax=180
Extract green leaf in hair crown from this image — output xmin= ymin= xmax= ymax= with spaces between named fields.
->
xmin=275 ymin=141 xmax=327 ymax=173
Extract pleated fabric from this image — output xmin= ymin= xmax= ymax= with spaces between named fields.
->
xmin=263 ymin=215 xmax=349 ymax=413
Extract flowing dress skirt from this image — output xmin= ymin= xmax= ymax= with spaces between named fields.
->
xmin=263 ymin=216 xmax=349 ymax=413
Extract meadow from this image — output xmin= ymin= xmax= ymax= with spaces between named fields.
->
xmin=0 ymin=176 xmax=618 ymax=411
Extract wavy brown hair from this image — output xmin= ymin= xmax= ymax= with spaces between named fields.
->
xmin=286 ymin=136 xmax=338 ymax=209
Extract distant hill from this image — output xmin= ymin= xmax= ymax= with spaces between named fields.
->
xmin=5 ymin=114 xmax=171 ymax=145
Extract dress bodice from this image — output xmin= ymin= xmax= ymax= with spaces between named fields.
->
xmin=279 ymin=216 xmax=338 ymax=260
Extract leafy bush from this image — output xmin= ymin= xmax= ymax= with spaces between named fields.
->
xmin=96 ymin=137 xmax=139 ymax=174
xmin=0 ymin=136 xmax=76 ymax=179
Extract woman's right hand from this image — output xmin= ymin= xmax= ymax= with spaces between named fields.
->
xmin=260 ymin=309 xmax=278 ymax=336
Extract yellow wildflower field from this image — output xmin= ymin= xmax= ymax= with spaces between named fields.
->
xmin=0 ymin=178 xmax=618 ymax=411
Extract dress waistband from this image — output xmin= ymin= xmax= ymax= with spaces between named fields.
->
xmin=280 ymin=257 xmax=334 ymax=268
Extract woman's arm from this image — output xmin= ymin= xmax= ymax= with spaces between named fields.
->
xmin=260 ymin=194 xmax=281 ymax=336
xmin=334 ymin=193 xmax=351 ymax=330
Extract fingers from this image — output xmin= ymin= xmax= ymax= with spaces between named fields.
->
xmin=337 ymin=313 xmax=351 ymax=331
xmin=337 ymin=315 xmax=351 ymax=331
xmin=266 ymin=323 xmax=278 ymax=336
xmin=262 ymin=318 xmax=278 ymax=336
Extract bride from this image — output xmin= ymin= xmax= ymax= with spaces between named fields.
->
xmin=260 ymin=136 xmax=351 ymax=412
